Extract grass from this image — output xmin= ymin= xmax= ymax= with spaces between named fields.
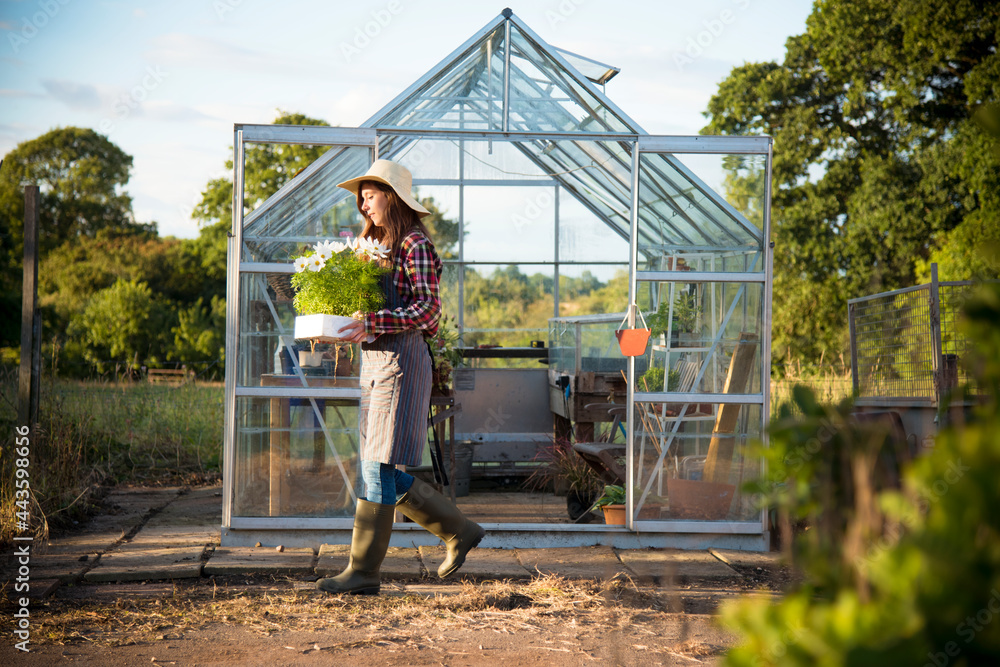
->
xmin=770 ymin=365 xmax=853 ymax=416
xmin=0 ymin=369 xmax=223 ymax=546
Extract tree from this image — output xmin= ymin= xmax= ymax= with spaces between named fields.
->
xmin=68 ymin=278 xmax=170 ymax=373
xmin=702 ymin=0 xmax=1000 ymax=366
xmin=193 ymin=111 xmax=331 ymax=231
xmin=169 ymin=296 xmax=226 ymax=376
xmin=0 ymin=127 xmax=150 ymax=345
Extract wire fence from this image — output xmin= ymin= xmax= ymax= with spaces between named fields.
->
xmin=849 ymin=277 xmax=976 ymax=405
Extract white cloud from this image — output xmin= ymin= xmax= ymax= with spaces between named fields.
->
xmin=142 ymin=100 xmax=215 ymax=123
xmin=143 ymin=32 xmax=338 ymax=79
xmin=41 ymin=79 xmax=103 ymax=110
xmin=0 ymin=88 xmax=43 ymax=99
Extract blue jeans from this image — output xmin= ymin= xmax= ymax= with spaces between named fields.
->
xmin=361 ymin=460 xmax=415 ymax=505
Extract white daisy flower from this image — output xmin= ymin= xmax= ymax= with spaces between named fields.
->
xmin=293 ymin=256 xmax=310 ymax=273
xmin=308 ymin=255 xmax=326 ymax=272
xmin=313 ymin=242 xmax=332 ymax=261
xmin=355 ymin=237 xmax=391 ymax=260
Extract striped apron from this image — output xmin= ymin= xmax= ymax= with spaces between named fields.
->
xmin=358 ymin=275 xmax=432 ymax=467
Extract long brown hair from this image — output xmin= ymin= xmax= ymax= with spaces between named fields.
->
xmin=356 ymin=180 xmax=433 ymax=256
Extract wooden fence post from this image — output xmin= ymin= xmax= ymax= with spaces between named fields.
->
xmin=18 ymin=185 xmax=41 ymax=429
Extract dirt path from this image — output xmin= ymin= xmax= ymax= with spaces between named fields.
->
xmin=2 ymin=575 xmax=745 ymax=666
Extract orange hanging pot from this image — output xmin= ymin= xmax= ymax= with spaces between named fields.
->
xmin=615 ymin=307 xmax=651 ymax=357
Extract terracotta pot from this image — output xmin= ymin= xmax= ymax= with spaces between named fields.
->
xmin=666 ymin=478 xmax=735 ymax=520
xmin=601 ymin=504 xmax=627 ymax=525
xmin=615 ymin=328 xmax=651 ymax=356
xmin=601 ymin=503 xmax=661 ymax=524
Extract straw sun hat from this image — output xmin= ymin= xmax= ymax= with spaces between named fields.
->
xmin=337 ymin=159 xmax=430 ymax=218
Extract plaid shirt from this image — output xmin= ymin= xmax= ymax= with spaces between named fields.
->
xmin=364 ymin=229 xmax=442 ymax=338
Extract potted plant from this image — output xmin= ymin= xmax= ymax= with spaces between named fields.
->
xmin=290 ymin=238 xmax=390 ymax=344
xmin=428 ymin=314 xmax=463 ymax=394
xmin=645 ymin=290 xmax=700 ymax=348
xmin=524 ymin=439 xmax=603 ymax=522
xmin=592 ymin=484 xmax=627 ymax=524
xmin=591 ymin=484 xmax=664 ymax=524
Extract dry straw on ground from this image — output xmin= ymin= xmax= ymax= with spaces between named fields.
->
xmin=17 ymin=574 xmax=726 ymax=661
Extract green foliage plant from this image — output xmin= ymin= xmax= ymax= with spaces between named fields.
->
xmin=290 ymin=239 xmax=389 ymax=317
xmin=428 ymin=314 xmax=463 ymax=391
xmin=524 ymin=438 xmax=603 ymax=497
xmin=720 ymin=282 xmax=1000 ymax=666
xmin=591 ymin=484 xmax=626 ymax=509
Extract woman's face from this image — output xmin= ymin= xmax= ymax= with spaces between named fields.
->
xmin=361 ymin=185 xmax=389 ymax=227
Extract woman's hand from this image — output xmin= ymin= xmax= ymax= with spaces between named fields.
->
xmin=337 ymin=317 xmax=369 ymax=344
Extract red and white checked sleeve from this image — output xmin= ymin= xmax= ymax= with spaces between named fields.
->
xmin=363 ymin=230 xmax=442 ymax=337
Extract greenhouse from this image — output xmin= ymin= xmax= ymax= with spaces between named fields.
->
xmin=222 ymin=9 xmax=773 ymax=550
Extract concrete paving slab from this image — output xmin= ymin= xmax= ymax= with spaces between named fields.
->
xmin=617 ymin=549 xmax=738 ymax=581
xmin=40 ymin=533 xmax=122 ymax=555
xmin=709 ymin=548 xmax=785 ymax=569
xmin=84 ymin=546 xmax=206 ymax=582
xmin=56 ymin=583 xmax=177 ymax=601
xmin=29 ymin=553 xmax=96 ymax=583
xmin=28 ymin=578 xmax=60 ymax=598
xmin=203 ymin=547 xmax=315 ymax=576
xmin=315 ymin=544 xmax=349 ymax=577
xmin=515 ymin=546 xmax=626 ymax=580
xmin=121 ymin=526 xmax=219 ymax=550
xmin=419 ymin=546 xmax=530 ymax=580
xmin=381 ymin=547 xmax=423 ymax=578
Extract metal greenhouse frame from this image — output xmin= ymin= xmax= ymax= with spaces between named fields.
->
xmin=221 ymin=9 xmax=773 ymax=550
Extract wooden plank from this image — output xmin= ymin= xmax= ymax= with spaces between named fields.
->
xmin=703 ymin=333 xmax=758 ymax=484
xmin=18 ymin=185 xmax=39 ymax=428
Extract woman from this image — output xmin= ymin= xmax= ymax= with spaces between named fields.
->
xmin=316 ymin=159 xmax=485 ymax=596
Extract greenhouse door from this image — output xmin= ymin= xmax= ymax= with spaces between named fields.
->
xmin=223 ymin=126 xmax=378 ymax=534
xmin=622 ymin=135 xmax=773 ymax=537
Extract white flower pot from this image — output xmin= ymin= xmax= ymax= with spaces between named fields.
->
xmin=294 ymin=314 xmax=373 ymax=343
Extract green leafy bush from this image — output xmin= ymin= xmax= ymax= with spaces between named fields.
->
xmin=721 ymin=283 xmax=1000 ymax=666
xmin=290 ymin=240 xmax=389 ymax=316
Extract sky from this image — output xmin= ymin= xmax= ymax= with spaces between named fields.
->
xmin=0 ymin=0 xmax=814 ymax=240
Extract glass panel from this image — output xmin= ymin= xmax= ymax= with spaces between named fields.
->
xmin=516 ymin=139 xmax=632 ymax=240
xmin=237 ymin=271 xmax=362 ymax=388
xmin=383 ymin=136 xmax=459 ymax=180
xmin=558 ymin=193 xmax=629 ymax=263
xmin=631 ymin=402 xmax=762 ymax=522
xmin=242 ymin=145 xmax=371 ymax=263
xmin=637 ymin=281 xmax=764 ymax=396
xmin=464 ymin=185 xmax=555 ymax=262
xmin=462 ymin=140 xmax=551 ymax=181
xmin=558 ymin=265 xmax=633 ymax=317
xmin=552 ymin=47 xmax=619 ymax=85
xmin=233 ymin=396 xmax=361 ymax=518
xmin=636 ymin=152 xmax=766 ymax=256
xmin=463 ymin=264 xmax=552 ymax=348
xmin=407 ymin=184 xmax=460 ymax=259
xmin=378 ymin=26 xmax=505 ymax=130
xmin=508 ymin=24 xmax=631 ymax=134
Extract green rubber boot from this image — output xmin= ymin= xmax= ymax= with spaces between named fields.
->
xmin=396 ymin=477 xmax=485 ymax=578
xmin=316 ymin=500 xmax=394 ymax=595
